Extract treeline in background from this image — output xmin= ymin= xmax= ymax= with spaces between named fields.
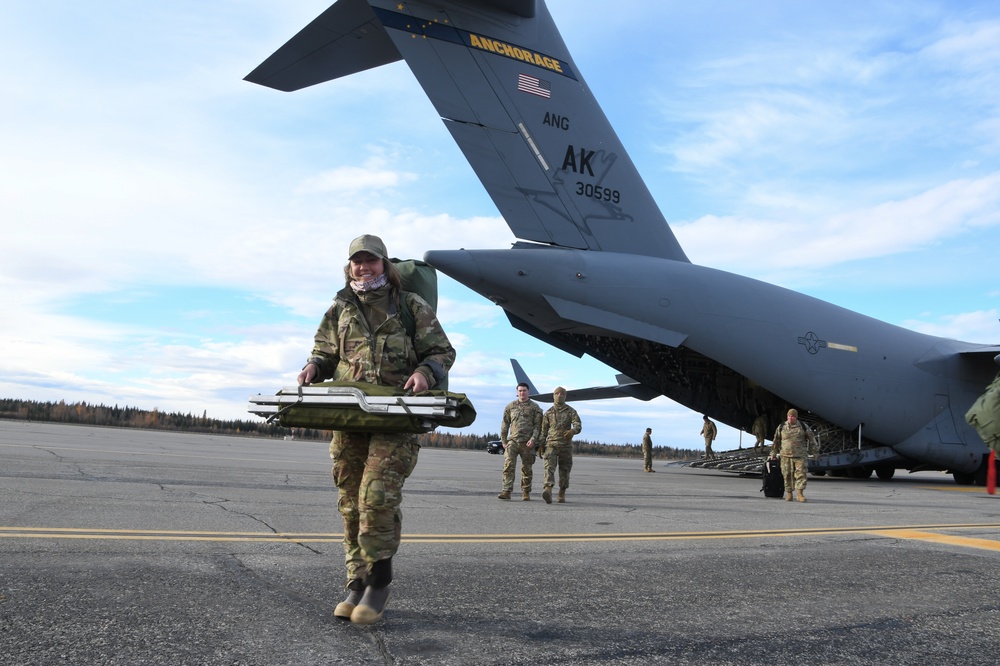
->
xmin=0 ymin=398 xmax=701 ymax=460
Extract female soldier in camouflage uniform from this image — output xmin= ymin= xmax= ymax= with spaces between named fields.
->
xmin=297 ymin=234 xmax=455 ymax=624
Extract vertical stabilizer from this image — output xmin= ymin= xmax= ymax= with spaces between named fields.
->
xmin=246 ymin=0 xmax=689 ymax=261
xmin=369 ymin=0 xmax=688 ymax=260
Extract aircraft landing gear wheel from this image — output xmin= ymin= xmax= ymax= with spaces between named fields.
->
xmin=875 ymin=466 xmax=895 ymax=480
xmin=953 ymin=471 xmax=976 ymax=485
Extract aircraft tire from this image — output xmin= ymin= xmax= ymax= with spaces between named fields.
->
xmin=875 ymin=466 xmax=895 ymax=480
xmin=847 ymin=467 xmax=872 ymax=479
xmin=953 ymin=471 xmax=976 ymax=485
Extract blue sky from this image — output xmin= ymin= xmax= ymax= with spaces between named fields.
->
xmin=2 ymin=1 xmax=998 ymax=449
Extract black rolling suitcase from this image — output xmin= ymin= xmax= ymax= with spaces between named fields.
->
xmin=761 ymin=458 xmax=784 ymax=498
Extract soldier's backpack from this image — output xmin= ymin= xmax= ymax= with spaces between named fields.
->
xmin=965 ymin=370 xmax=1000 ymax=453
xmin=390 ymin=258 xmax=448 ymax=390
xmin=761 ymin=458 xmax=784 ymax=498
xmin=391 ymin=258 xmax=438 ymax=335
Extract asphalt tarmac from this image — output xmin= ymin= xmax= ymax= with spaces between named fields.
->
xmin=2 ymin=420 xmax=999 ymax=665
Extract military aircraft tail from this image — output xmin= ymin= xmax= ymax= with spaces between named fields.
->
xmin=245 ymin=0 xmax=689 ymax=261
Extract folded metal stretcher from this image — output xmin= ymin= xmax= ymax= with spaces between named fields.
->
xmin=248 ymin=381 xmax=476 ymax=433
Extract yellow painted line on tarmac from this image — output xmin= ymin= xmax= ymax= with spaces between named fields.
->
xmin=402 ymin=522 xmax=1000 ymax=544
xmin=0 ymin=527 xmax=338 ymax=543
xmin=3 ymin=523 xmax=1000 ymax=550
xmin=868 ymin=529 xmax=1000 ymax=552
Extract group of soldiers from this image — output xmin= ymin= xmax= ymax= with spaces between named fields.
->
xmin=496 ymin=386 xmax=818 ymax=504
xmin=496 ymin=382 xmax=581 ymax=504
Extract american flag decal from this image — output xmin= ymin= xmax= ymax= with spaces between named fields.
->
xmin=517 ymin=73 xmax=551 ymax=98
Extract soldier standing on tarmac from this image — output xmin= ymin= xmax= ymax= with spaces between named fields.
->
xmin=497 ymin=382 xmax=543 ymax=501
xmin=642 ymin=427 xmax=655 ymax=472
xmin=297 ymin=234 xmax=455 ymax=625
xmin=752 ymin=414 xmax=768 ymax=452
xmin=770 ymin=408 xmax=818 ymax=502
xmin=540 ymin=387 xmax=582 ymax=504
xmin=700 ymin=415 xmax=718 ymax=460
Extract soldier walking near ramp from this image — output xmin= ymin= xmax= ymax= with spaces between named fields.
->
xmin=497 ymin=382 xmax=543 ymax=501
xmin=770 ymin=408 xmax=817 ymax=502
xmin=700 ymin=415 xmax=717 ymax=460
xmin=642 ymin=427 xmax=655 ymax=472
xmin=752 ymin=414 xmax=768 ymax=452
xmin=540 ymin=387 xmax=582 ymax=504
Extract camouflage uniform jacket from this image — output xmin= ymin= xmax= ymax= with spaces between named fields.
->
xmin=700 ymin=420 xmax=717 ymax=441
xmin=541 ymin=404 xmax=582 ymax=447
xmin=501 ymin=399 xmax=543 ymax=445
xmin=306 ymin=285 xmax=455 ymax=389
xmin=771 ymin=422 xmax=817 ymax=459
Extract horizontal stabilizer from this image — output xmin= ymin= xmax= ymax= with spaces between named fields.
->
xmin=244 ymin=0 xmax=401 ymax=91
xmin=510 ymin=359 xmax=660 ymax=403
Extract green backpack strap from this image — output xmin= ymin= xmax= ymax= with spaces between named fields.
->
xmin=399 ymin=290 xmax=416 ymax=339
xmin=395 ymin=291 xmax=448 ymax=390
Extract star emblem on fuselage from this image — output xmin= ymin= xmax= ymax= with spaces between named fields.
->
xmin=798 ymin=331 xmax=828 ymax=355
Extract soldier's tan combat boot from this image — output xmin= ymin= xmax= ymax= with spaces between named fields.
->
xmin=542 ymin=488 xmax=552 ymax=504
xmin=557 ymin=489 xmax=565 ymax=503
xmin=333 ymin=578 xmax=365 ymax=621
xmin=497 ymin=490 xmax=511 ymax=500
xmin=785 ymin=491 xmax=793 ymax=501
xmin=351 ymin=558 xmax=392 ymax=625
xmin=796 ymin=489 xmax=807 ymax=503
xmin=522 ymin=491 xmax=530 ymax=501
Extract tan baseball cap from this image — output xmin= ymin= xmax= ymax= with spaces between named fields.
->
xmin=348 ymin=234 xmax=387 ymax=260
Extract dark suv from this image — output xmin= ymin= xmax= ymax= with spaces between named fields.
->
xmin=486 ymin=440 xmax=504 ymax=454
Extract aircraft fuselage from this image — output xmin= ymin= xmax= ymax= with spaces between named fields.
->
xmin=426 ymin=245 xmax=992 ymax=473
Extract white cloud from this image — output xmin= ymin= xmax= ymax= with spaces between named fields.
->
xmin=902 ymin=309 xmax=1000 ymax=342
xmin=677 ymin=172 xmax=1000 ymax=273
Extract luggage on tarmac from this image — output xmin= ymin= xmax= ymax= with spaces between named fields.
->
xmin=761 ymin=458 xmax=784 ymax=498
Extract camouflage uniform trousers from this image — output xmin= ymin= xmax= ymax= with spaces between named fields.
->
xmin=703 ymin=436 xmax=715 ymax=459
xmin=542 ymin=443 xmax=573 ymax=491
xmin=330 ymin=430 xmax=419 ymax=583
xmin=779 ymin=455 xmax=808 ymax=492
xmin=501 ymin=439 xmax=537 ymax=493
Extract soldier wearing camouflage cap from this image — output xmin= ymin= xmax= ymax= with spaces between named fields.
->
xmin=297 ymin=233 xmax=456 ymax=624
